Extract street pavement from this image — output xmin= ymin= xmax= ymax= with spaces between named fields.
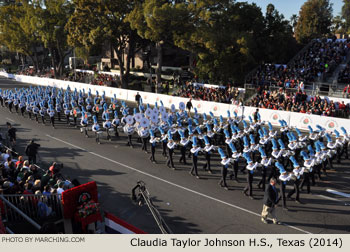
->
xmin=1 ymin=76 xmax=349 ymax=234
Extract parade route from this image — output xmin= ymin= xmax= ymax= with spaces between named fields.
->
xmin=1 ymin=77 xmax=350 ymax=234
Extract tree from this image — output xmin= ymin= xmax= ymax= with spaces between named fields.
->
xmin=28 ymin=0 xmax=73 ymax=77
xmin=171 ymin=0 xmax=267 ymax=83
xmin=290 ymin=14 xmax=298 ymax=31
xmin=295 ymin=0 xmax=333 ymax=44
xmin=66 ymin=0 xmax=133 ymax=88
xmin=332 ymin=15 xmax=346 ymax=34
xmin=342 ymin=0 xmax=350 ymax=34
xmin=0 ymin=2 xmax=41 ymax=70
xmin=126 ymin=0 xmax=185 ymax=86
xmin=263 ymin=4 xmax=297 ymax=63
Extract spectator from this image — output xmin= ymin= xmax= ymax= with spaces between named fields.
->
xmin=186 ymin=99 xmax=193 ymax=114
xmin=25 ymin=139 xmax=40 ymax=164
xmin=6 ymin=122 xmax=16 ymax=147
xmin=135 ymin=92 xmax=141 ymax=107
xmin=342 ymin=84 xmax=350 ymax=98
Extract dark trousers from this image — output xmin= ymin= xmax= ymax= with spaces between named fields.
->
xmin=280 ymin=182 xmax=287 ymax=208
xmin=162 ymin=141 xmax=167 ymax=157
xmin=287 ymin=179 xmax=300 ymax=201
xmin=127 ymin=135 xmax=133 ymax=147
xmin=28 ymin=155 xmax=37 ymax=164
xmin=95 ymin=132 xmax=100 ymax=144
xmin=66 ymin=114 xmax=70 ymax=124
xmin=231 ymin=160 xmax=239 ymax=179
xmin=190 ymin=155 xmax=198 ymax=176
xmin=20 ymin=107 xmax=25 ymax=116
xmin=341 ymin=144 xmax=349 ymax=159
xmin=150 ymin=144 xmax=156 ymax=162
xmin=50 ymin=117 xmax=55 ymax=127
xmin=106 ymin=129 xmax=111 ymax=140
xmin=142 ymin=137 xmax=148 ymax=151
xmin=219 ymin=165 xmax=228 ymax=187
xmin=257 ymin=168 xmax=267 ymax=191
xmin=41 ymin=115 xmax=45 ymax=124
xmin=167 ymin=149 xmax=175 ymax=168
xmin=267 ymin=166 xmax=278 ymax=182
xmin=203 ymin=152 xmax=212 ymax=172
xmin=300 ymin=172 xmax=310 ymax=193
xmin=35 ymin=114 xmax=38 ymax=122
xmin=28 ymin=112 xmax=32 ymax=119
xmin=57 ymin=112 xmax=61 ymax=121
xmin=179 ymin=146 xmax=187 ymax=164
xmin=243 ymin=172 xmax=253 ymax=196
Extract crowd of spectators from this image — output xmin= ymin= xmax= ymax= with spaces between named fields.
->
xmin=338 ymin=63 xmax=350 ymax=84
xmin=247 ymin=38 xmax=350 ymax=88
xmin=0 ymin=128 xmax=73 ymax=220
xmin=174 ymin=82 xmax=243 ymax=104
xmin=246 ymin=87 xmax=350 ymax=118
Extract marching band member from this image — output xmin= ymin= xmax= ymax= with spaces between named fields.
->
xmin=218 ymin=147 xmax=231 ymax=190
xmin=276 ymin=162 xmax=292 ymax=210
xmin=140 ymin=125 xmax=150 ymax=152
xmin=190 ymin=136 xmax=201 ymax=179
xmin=308 ymin=125 xmax=318 ymax=145
xmin=279 ymin=120 xmax=289 ymax=143
xmin=48 ymin=105 xmax=56 ymax=128
xmin=19 ymin=96 xmax=26 ymax=117
xmin=213 ymin=118 xmax=223 ymax=145
xmin=205 ymin=123 xmax=215 ymax=143
xmin=63 ymin=102 xmax=70 ymax=125
xmin=287 ymin=156 xmax=304 ymax=204
xmin=92 ymin=115 xmax=101 ymax=144
xmin=32 ymin=101 xmax=39 ymax=123
xmin=243 ymin=120 xmax=251 ymax=135
xmin=295 ymin=128 xmax=307 ymax=146
xmin=249 ymin=134 xmax=259 ymax=161
xmin=202 ymin=136 xmax=214 ymax=174
xmin=325 ymin=133 xmax=336 ymax=169
xmin=179 ymin=130 xmax=189 ymax=165
xmin=159 ymin=127 xmax=168 ymax=157
xmin=340 ymin=127 xmax=349 ymax=160
xmin=257 ymin=146 xmax=271 ymax=191
xmin=242 ymin=135 xmax=250 ymax=154
xmin=123 ymin=117 xmax=135 ymax=148
xmin=268 ymin=122 xmax=277 ymax=138
xmin=166 ymin=131 xmax=176 ymax=169
xmin=39 ymin=102 xmax=46 ymax=124
xmin=80 ymin=111 xmax=89 ymax=138
xmin=300 ymin=151 xmax=314 ymax=194
xmin=268 ymin=139 xmax=281 ymax=181
xmin=103 ymin=112 xmax=113 ymax=141
xmin=242 ymin=152 xmax=258 ymax=199
xmin=314 ymin=141 xmax=326 ymax=180
xmin=224 ymin=129 xmax=232 ymax=157
xmin=334 ymin=130 xmax=343 ymax=164
xmin=112 ymin=111 xmax=120 ymax=137
xmin=233 ymin=111 xmax=242 ymax=126
xmin=228 ymin=142 xmax=241 ymax=182
xmin=149 ymin=129 xmax=157 ymax=163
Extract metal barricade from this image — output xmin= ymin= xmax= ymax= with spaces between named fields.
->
xmin=1 ymin=194 xmax=63 ymax=225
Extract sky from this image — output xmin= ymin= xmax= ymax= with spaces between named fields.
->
xmin=237 ymin=0 xmax=343 ymax=20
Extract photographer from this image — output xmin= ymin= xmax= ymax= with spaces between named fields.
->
xmin=25 ymin=139 xmax=40 ymax=164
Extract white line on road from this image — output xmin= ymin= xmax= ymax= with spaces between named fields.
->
xmin=315 ymin=195 xmax=342 ymax=202
xmin=46 ymin=134 xmax=311 ymax=234
xmin=326 ymin=189 xmax=350 ymax=198
xmin=5 ymin=117 xmax=15 ymax=123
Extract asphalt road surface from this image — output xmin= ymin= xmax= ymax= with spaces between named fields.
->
xmin=1 ymin=76 xmax=350 ymax=234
